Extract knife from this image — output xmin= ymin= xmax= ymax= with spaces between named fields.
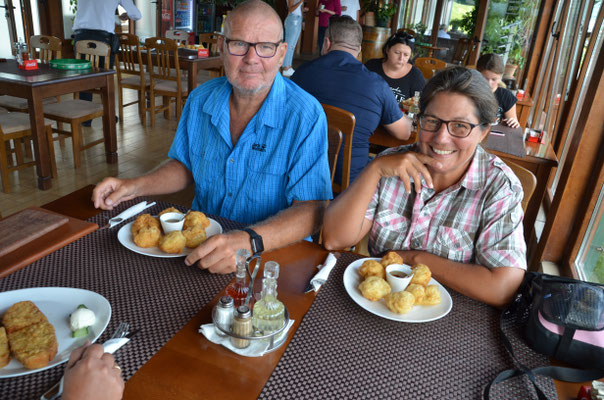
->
xmin=99 ymin=201 xmax=156 ymax=230
xmin=40 ymin=330 xmax=139 ymax=400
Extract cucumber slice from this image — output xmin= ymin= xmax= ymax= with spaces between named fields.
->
xmin=72 ymin=327 xmax=89 ymax=338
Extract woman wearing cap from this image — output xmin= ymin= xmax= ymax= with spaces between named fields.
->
xmin=323 ymin=67 xmax=527 ymax=307
xmin=365 ymin=31 xmax=426 ymax=105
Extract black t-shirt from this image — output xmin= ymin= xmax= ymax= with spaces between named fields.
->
xmin=494 ymin=87 xmax=517 ymax=121
xmin=365 ymin=58 xmax=426 ymax=104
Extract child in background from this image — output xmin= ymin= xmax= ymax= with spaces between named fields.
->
xmin=477 ymin=53 xmax=520 ymax=128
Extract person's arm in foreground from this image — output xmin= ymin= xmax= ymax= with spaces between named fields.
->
xmin=503 ymin=104 xmax=520 ymax=128
xmin=92 ymin=159 xmax=193 ymax=210
xmin=62 ymin=343 xmax=124 ymax=400
xmin=185 ymin=199 xmax=326 ymax=273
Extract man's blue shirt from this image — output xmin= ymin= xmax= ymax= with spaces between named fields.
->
xmin=169 ymin=74 xmax=332 ymax=225
xmin=292 ymin=50 xmax=403 ymax=183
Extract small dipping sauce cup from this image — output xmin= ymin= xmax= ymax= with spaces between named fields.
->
xmin=159 ymin=212 xmax=185 ymax=233
xmin=385 ymin=264 xmax=414 ymax=293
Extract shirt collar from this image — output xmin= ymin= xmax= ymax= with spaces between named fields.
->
xmin=459 ymin=145 xmax=489 ymax=191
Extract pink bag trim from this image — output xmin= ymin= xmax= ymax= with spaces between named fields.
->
xmin=538 ymin=311 xmax=604 ymax=348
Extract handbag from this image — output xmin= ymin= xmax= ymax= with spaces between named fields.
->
xmin=484 ymin=272 xmax=604 ymax=400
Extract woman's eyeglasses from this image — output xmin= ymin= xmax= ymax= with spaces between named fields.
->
xmin=417 ymin=114 xmax=485 ymax=138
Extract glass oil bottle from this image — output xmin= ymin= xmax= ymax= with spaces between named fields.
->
xmin=252 ymin=261 xmax=285 ymax=335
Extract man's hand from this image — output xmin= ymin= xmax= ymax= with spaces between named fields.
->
xmin=92 ymin=177 xmax=138 ymax=210
xmin=119 ymin=13 xmax=129 ymax=21
xmin=373 ymin=152 xmax=442 ymax=193
xmin=184 ymin=230 xmax=252 ymax=274
xmin=62 ymin=343 xmax=124 ymax=400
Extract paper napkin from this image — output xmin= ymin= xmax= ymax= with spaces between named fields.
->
xmin=308 ymin=252 xmax=339 ymax=292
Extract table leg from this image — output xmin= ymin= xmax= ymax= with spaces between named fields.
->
xmin=101 ymin=75 xmax=118 ymax=164
xmin=28 ymin=92 xmax=52 ymax=190
xmin=188 ymin=63 xmax=197 ymax=94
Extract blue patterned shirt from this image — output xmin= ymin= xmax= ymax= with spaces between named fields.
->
xmin=169 ymin=74 xmax=332 ymax=225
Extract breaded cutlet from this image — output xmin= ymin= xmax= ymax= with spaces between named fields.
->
xmin=0 ymin=327 xmax=9 ymax=368
xmin=2 ymin=301 xmax=47 ymax=334
xmin=7 ymin=321 xmax=57 ymax=369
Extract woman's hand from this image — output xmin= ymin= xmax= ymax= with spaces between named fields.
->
xmin=503 ymin=117 xmax=520 ymax=129
xmin=372 ymin=152 xmax=441 ymax=193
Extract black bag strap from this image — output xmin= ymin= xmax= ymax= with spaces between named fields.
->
xmin=484 ymin=273 xmax=604 ymax=400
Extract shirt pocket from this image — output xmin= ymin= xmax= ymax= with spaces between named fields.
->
xmin=432 ymin=226 xmax=475 ymax=263
xmin=372 ymin=208 xmax=411 ymax=251
xmin=245 ymin=155 xmax=288 ymax=204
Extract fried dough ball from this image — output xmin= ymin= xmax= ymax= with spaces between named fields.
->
xmin=358 ymin=260 xmax=385 ymax=279
xmin=385 ymin=291 xmax=415 ymax=314
xmin=418 ymin=285 xmax=442 ymax=306
xmin=380 ymin=251 xmax=403 ymax=267
xmin=410 ymin=264 xmax=432 ymax=287
xmin=358 ymin=276 xmax=391 ymax=301
xmin=159 ymin=207 xmax=183 ymax=217
xmin=405 ymin=283 xmax=426 ymax=304
xmin=131 ymin=214 xmax=160 ymax=235
xmin=159 ymin=231 xmax=186 ymax=254
xmin=183 ymin=225 xmax=207 ymax=248
xmin=183 ymin=211 xmax=210 ymax=230
xmin=133 ymin=226 xmax=161 ymax=248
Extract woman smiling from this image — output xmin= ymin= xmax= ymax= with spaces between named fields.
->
xmin=323 ymin=67 xmax=527 ymax=307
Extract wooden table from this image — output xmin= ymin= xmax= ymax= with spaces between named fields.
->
xmin=34 ymin=185 xmax=600 ymax=399
xmin=0 ymin=60 xmax=117 ymax=190
xmin=415 ymin=43 xmax=447 ymax=58
xmin=140 ymin=50 xmax=222 ymax=94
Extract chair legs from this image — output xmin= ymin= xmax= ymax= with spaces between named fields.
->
xmin=118 ymin=86 xmax=124 ymax=124
xmin=70 ymin=121 xmax=82 ymax=169
xmin=0 ymin=138 xmax=11 ymax=193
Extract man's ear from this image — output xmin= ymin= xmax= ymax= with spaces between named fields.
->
xmin=322 ymin=37 xmax=332 ymax=55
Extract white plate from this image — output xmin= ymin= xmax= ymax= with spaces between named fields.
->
xmin=343 ymin=258 xmax=453 ymax=323
xmin=0 ymin=287 xmax=111 ymax=378
xmin=117 ymin=217 xmax=223 ymax=258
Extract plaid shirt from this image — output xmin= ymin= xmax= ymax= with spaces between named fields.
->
xmin=365 ymin=145 xmax=527 ymax=270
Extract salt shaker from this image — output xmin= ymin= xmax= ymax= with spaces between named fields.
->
xmin=230 ymin=305 xmax=252 ymax=349
xmin=213 ymin=296 xmax=234 ymax=337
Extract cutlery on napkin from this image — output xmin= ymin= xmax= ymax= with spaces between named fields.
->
xmin=100 ymin=200 xmax=156 ymax=230
xmin=304 ymin=252 xmax=340 ymax=293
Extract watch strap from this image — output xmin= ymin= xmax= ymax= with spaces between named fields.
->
xmin=243 ymin=228 xmax=264 ymax=255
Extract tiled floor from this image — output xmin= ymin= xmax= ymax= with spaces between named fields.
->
xmin=0 ymin=74 xmax=209 ymax=217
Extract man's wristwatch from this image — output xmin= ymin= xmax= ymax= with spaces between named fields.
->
xmin=243 ymin=228 xmax=264 ymax=255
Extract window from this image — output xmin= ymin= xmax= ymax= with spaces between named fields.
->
xmin=575 ymin=184 xmax=604 ymax=284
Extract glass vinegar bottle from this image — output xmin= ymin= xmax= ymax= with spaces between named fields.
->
xmin=225 ymin=249 xmax=250 ymax=308
xmin=252 ymin=261 xmax=285 ymax=334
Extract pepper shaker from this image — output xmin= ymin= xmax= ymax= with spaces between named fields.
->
xmin=230 ymin=305 xmax=252 ymax=349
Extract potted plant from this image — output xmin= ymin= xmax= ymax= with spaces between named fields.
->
xmin=376 ymin=3 xmax=397 ymax=28
xmin=504 ymin=42 xmax=524 ymax=79
xmin=361 ymin=0 xmax=379 ymax=27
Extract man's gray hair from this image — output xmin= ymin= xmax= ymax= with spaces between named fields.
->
xmin=326 ymin=15 xmax=363 ymax=49
xmin=224 ymin=0 xmax=283 ymax=40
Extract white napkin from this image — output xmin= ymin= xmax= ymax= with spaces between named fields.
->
xmin=198 ymin=319 xmax=294 ymax=357
xmin=108 ymin=201 xmax=156 ymax=228
xmin=308 ymin=252 xmax=339 ymax=292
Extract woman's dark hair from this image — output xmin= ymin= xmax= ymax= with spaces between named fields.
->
xmin=382 ymin=31 xmax=415 ymax=59
xmin=420 ymin=67 xmax=498 ymax=126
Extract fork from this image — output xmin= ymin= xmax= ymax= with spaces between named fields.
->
xmin=41 ymin=322 xmax=131 ymax=400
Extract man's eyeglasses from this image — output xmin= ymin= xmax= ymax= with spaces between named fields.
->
xmin=225 ymin=38 xmax=282 ymax=58
xmin=417 ymin=114 xmax=485 ymax=138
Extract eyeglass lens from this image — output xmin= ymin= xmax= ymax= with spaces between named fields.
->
xmin=419 ymin=116 xmax=472 ymax=137
xmin=227 ymin=40 xmax=278 ymax=58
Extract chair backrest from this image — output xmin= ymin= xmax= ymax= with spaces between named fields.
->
xmin=322 ymin=103 xmax=355 ymax=193
xmin=198 ymin=33 xmax=222 ymax=55
xmin=75 ymin=40 xmax=111 ymax=69
xmin=144 ymin=37 xmax=182 ymax=84
xmin=414 ymin=57 xmax=447 ymax=79
xmin=116 ymin=33 xmax=144 ymax=80
xmin=327 ymin=126 xmax=343 ymax=186
xmin=397 ymin=28 xmax=416 ymax=37
xmin=30 ymin=35 xmax=62 ymax=63
xmin=504 ymin=160 xmax=537 ymax=212
xmin=451 ymin=38 xmax=475 ymax=66
xmin=165 ymin=29 xmax=189 ymax=46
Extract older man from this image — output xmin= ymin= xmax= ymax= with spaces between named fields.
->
xmin=292 ymin=16 xmax=411 ymax=184
xmin=92 ymin=0 xmax=332 ymax=273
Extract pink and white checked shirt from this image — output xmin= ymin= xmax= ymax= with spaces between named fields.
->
xmin=365 ymin=145 xmax=527 ymax=270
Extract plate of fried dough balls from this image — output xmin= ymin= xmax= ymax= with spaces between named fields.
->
xmin=117 ymin=208 xmax=223 ymax=258
xmin=343 ymin=252 xmax=452 ymax=323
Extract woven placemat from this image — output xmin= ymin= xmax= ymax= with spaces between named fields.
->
xmin=259 ymin=252 xmax=557 ymax=399
xmin=483 ymin=124 xmax=526 ymax=158
xmin=0 ymin=199 xmax=241 ymax=400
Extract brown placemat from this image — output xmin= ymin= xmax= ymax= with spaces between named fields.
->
xmin=483 ymin=124 xmax=527 ymax=158
xmin=0 ymin=199 xmax=242 ymax=400
xmin=258 ymin=252 xmax=557 ymax=399
xmin=0 ymin=208 xmax=68 ymax=257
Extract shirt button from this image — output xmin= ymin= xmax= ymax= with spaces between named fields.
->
xmin=229 ymin=159 xmax=234 ymax=163
xmin=228 ymin=192 xmax=232 ymax=197
xmin=412 ymin=240 xmax=420 ymax=248
xmin=454 ymin=243 xmax=461 ymax=249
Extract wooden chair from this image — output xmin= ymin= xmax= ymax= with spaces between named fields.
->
xmin=116 ymin=33 xmax=149 ymax=125
xmin=451 ymin=38 xmax=475 ymax=66
xmin=0 ymin=112 xmax=56 ymax=193
xmin=503 ymin=160 xmax=537 ymax=213
xmin=145 ymin=37 xmax=188 ymax=127
xmin=42 ymin=40 xmax=110 ymax=168
xmin=198 ymin=33 xmax=224 ymax=78
xmin=414 ymin=57 xmax=447 ymax=79
xmin=165 ymin=30 xmax=189 ymax=46
xmin=322 ymin=104 xmax=355 ymax=194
